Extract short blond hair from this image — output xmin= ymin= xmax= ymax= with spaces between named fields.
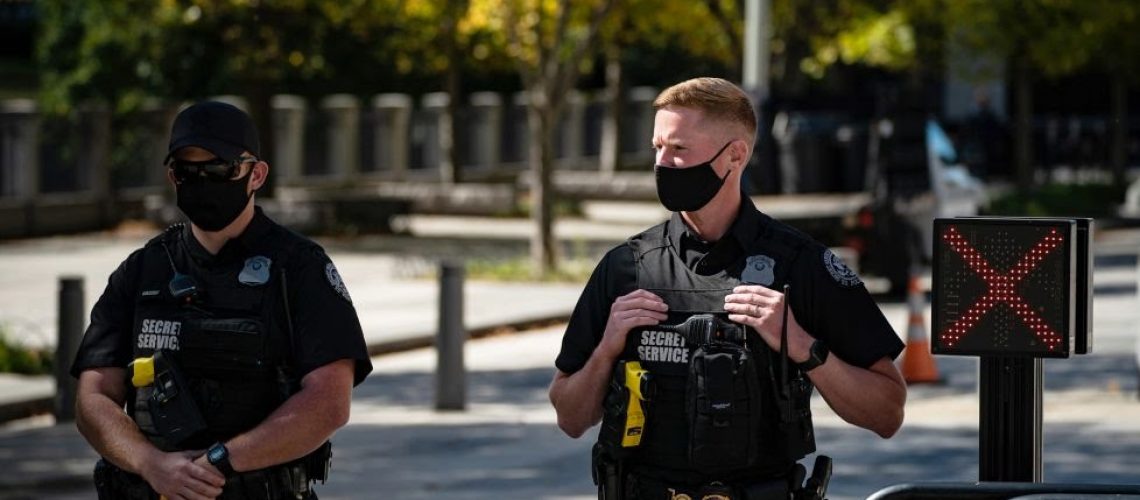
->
xmin=653 ymin=77 xmax=757 ymax=141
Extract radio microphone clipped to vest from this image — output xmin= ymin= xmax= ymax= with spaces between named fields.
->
xmin=657 ymin=314 xmax=746 ymax=346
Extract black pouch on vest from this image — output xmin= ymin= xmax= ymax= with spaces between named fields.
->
xmin=177 ymin=318 xmax=281 ymax=441
xmin=686 ymin=341 xmax=762 ymax=472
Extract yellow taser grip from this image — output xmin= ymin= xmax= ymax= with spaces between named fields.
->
xmin=130 ymin=356 xmax=155 ymax=388
xmin=621 ymin=361 xmax=648 ymax=447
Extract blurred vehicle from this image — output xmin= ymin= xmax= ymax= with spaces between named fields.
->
xmin=843 ymin=116 xmax=986 ymax=295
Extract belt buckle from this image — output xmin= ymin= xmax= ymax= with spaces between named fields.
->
xmin=699 ymin=481 xmax=733 ymax=500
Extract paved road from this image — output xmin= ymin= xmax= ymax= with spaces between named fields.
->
xmin=3 ymin=317 xmax=1139 ymax=500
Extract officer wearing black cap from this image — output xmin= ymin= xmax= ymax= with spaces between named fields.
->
xmin=550 ymin=78 xmax=907 ymax=499
xmin=72 ymin=101 xmax=373 ymax=500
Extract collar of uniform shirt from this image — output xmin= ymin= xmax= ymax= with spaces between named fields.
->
xmin=665 ymin=195 xmax=767 ymax=273
xmin=181 ymin=206 xmax=274 ymax=266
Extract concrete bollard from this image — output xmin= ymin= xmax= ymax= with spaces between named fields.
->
xmin=371 ymin=94 xmax=412 ymax=179
xmin=436 ymin=262 xmax=466 ymax=411
xmin=0 ymin=99 xmax=42 ymax=200
xmin=559 ymin=90 xmax=585 ymax=167
xmin=320 ymin=94 xmax=361 ymax=180
xmin=271 ymin=94 xmax=307 ymax=185
xmin=468 ymin=92 xmax=503 ymax=172
xmin=55 ymin=276 xmax=85 ymax=422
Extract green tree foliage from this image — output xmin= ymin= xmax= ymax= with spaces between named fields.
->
xmin=601 ymin=0 xmax=742 ymax=69
xmin=37 ymin=0 xmax=164 ymax=115
xmin=469 ymin=0 xmax=614 ymax=277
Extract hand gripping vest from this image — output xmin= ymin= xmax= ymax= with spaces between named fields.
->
xmin=600 ymin=221 xmax=817 ymax=485
xmin=130 ymin=225 xmax=297 ymax=451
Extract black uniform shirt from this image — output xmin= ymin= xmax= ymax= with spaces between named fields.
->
xmin=71 ymin=207 xmax=373 ymax=385
xmin=555 ymin=198 xmax=903 ymax=374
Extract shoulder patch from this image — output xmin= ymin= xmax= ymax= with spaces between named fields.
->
xmin=823 ymin=249 xmax=862 ymax=288
xmin=325 ymin=262 xmax=352 ymax=303
xmin=742 ymin=254 xmax=776 ymax=286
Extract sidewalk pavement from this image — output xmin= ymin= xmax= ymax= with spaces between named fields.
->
xmin=1 ymin=213 xmax=1139 ymax=499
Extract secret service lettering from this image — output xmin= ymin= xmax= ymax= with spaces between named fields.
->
xmin=137 ymin=319 xmax=182 ymax=350
xmin=637 ymin=329 xmax=688 ymax=364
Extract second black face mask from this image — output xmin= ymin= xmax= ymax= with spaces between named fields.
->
xmin=176 ymin=171 xmax=252 ymax=232
xmin=654 ymin=142 xmax=732 ymax=212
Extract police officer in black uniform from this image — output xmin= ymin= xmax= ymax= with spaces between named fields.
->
xmin=71 ymin=101 xmax=373 ymax=500
xmin=549 ymin=78 xmax=907 ymax=500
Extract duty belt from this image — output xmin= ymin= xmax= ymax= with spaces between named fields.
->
xmin=95 ymin=458 xmax=317 ymax=500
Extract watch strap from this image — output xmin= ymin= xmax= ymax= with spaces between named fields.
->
xmin=206 ymin=442 xmax=236 ymax=477
xmin=798 ymin=339 xmax=829 ymax=372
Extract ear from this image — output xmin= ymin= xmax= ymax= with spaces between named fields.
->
xmin=730 ymin=139 xmax=750 ymax=168
xmin=248 ymin=161 xmax=270 ymax=192
xmin=166 ymin=168 xmax=177 ymax=187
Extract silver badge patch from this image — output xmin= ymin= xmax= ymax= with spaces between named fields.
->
xmin=325 ymin=262 xmax=352 ymax=303
xmin=742 ymin=254 xmax=776 ymax=286
xmin=239 ymin=256 xmax=272 ymax=286
xmin=823 ymin=249 xmax=862 ymax=287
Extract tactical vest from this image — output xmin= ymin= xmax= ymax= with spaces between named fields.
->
xmin=130 ymin=225 xmax=297 ymax=451
xmin=607 ymin=220 xmax=816 ymax=485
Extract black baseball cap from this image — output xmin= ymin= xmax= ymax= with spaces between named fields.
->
xmin=167 ymin=101 xmax=260 ymax=163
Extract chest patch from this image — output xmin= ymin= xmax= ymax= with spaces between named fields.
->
xmin=742 ymin=254 xmax=776 ymax=286
xmin=636 ymin=329 xmax=689 ymax=364
xmin=823 ymin=249 xmax=862 ymax=288
xmin=137 ymin=319 xmax=182 ymax=351
xmin=325 ymin=262 xmax=352 ymax=303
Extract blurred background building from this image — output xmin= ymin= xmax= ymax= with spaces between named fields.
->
xmin=0 ymin=0 xmax=1137 ymax=285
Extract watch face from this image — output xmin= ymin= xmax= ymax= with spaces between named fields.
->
xmin=208 ymin=446 xmax=225 ymax=462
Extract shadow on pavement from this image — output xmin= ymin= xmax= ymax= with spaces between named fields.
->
xmin=325 ymin=366 xmax=596 ymax=500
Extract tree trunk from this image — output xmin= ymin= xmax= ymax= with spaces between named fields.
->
xmin=528 ymin=93 xmax=558 ymax=277
xmin=246 ymin=81 xmax=275 ymax=197
xmin=600 ymin=47 xmax=624 ymax=176
xmin=440 ymin=66 xmax=460 ymax=184
xmin=1013 ymin=55 xmax=1034 ymax=190
xmin=441 ymin=5 xmax=463 ymax=184
xmin=1110 ymin=75 xmax=1127 ymax=188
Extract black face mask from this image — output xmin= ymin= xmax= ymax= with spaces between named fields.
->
xmin=176 ymin=171 xmax=253 ymax=232
xmin=655 ymin=142 xmax=732 ymax=212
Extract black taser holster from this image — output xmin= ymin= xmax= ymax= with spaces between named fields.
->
xmin=592 ymin=442 xmax=624 ymax=500
xmin=94 ymin=459 xmax=157 ymax=500
xmin=147 ymin=350 xmax=207 ymax=446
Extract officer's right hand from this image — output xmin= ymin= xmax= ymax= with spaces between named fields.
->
xmin=139 ymin=449 xmax=225 ymax=500
xmin=598 ymin=289 xmax=668 ymax=360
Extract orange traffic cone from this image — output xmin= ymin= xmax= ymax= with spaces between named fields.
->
xmin=900 ymin=272 xmax=941 ymax=384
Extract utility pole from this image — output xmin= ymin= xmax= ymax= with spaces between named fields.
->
xmin=743 ymin=0 xmax=774 ymax=194
xmin=743 ymin=0 xmax=771 ymax=100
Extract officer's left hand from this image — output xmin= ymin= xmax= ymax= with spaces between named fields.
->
xmin=724 ymin=285 xmax=811 ymax=361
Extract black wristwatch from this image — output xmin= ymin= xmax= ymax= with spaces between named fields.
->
xmin=798 ymin=339 xmax=830 ymax=372
xmin=206 ymin=442 xmax=236 ymax=477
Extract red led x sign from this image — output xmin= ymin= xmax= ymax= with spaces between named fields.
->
xmin=932 ymin=218 xmax=1076 ymax=358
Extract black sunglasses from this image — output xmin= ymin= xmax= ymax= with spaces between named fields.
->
xmin=167 ymin=157 xmax=257 ymax=183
